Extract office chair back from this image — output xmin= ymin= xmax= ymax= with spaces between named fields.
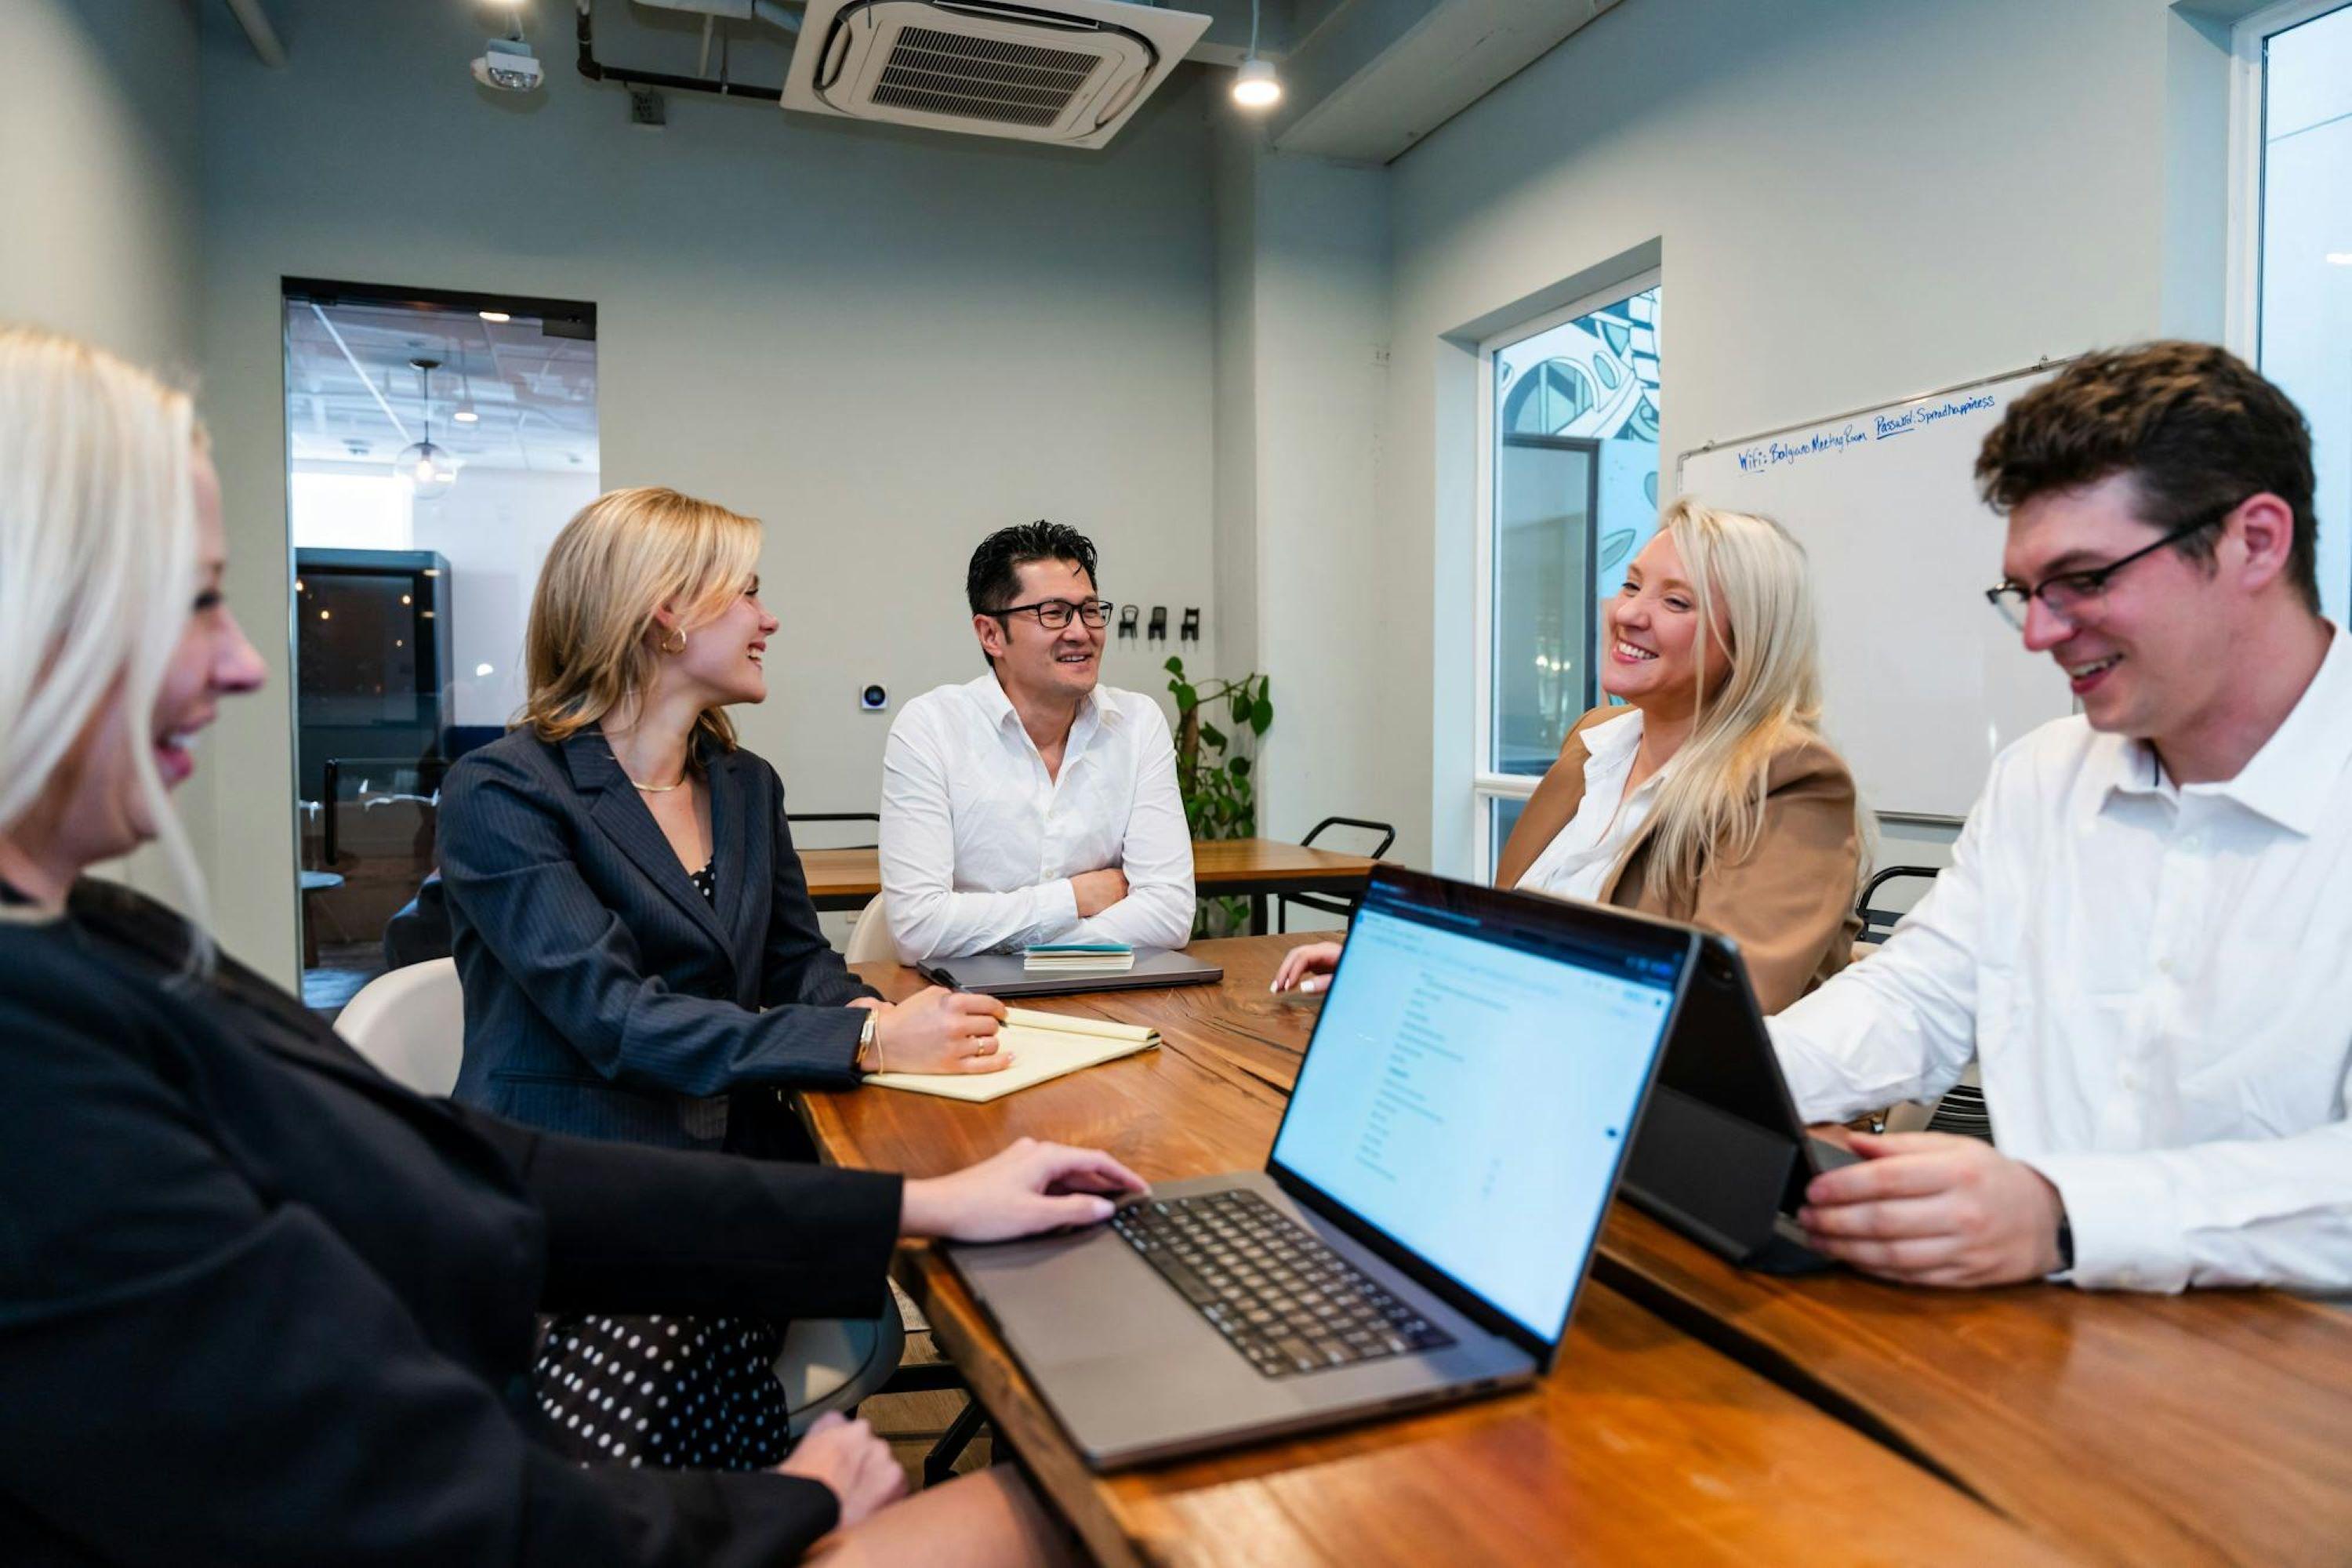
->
xmin=1855 ymin=865 xmax=1940 ymax=945
xmin=788 ymin=811 xmax=880 ymax=851
xmin=844 ymin=893 xmax=897 ymax=965
xmin=1278 ymin=816 xmax=1397 ymax=933
xmin=335 ymin=957 xmax=465 ymax=1095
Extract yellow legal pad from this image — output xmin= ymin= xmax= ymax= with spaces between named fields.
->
xmin=863 ymin=1008 xmax=1160 ymax=1102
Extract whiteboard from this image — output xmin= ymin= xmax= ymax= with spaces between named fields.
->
xmin=1678 ymin=365 xmax=2074 ymax=821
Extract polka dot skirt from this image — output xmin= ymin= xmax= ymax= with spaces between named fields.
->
xmin=534 ymin=1312 xmax=790 ymax=1470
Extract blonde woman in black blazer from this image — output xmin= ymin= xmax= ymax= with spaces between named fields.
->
xmin=0 ymin=327 xmax=1122 ymax=1564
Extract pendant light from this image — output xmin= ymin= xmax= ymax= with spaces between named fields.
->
xmin=392 ymin=358 xmax=459 ymax=501
xmin=1232 ymin=0 xmax=1280 ymax=109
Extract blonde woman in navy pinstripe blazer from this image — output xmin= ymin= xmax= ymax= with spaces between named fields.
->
xmin=441 ymin=487 xmax=1018 ymax=1470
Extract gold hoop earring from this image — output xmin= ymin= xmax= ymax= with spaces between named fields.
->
xmin=659 ymin=626 xmax=687 ymax=655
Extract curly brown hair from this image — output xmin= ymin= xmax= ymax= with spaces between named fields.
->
xmin=1974 ymin=342 xmax=2319 ymax=613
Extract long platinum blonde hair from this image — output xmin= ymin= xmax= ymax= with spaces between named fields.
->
xmin=1624 ymin=496 xmax=1869 ymax=909
xmin=520 ymin=485 xmax=762 ymax=759
xmin=0 ymin=325 xmax=209 ymax=933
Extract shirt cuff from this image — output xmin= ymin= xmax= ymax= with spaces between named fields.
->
xmin=2014 ymin=1149 xmax=2193 ymax=1294
xmin=1036 ymin=877 xmax=1081 ymax=942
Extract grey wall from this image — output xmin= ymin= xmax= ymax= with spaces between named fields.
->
xmin=2 ymin=0 xmax=200 ymax=367
xmin=1356 ymin=0 xmax=2236 ymax=877
xmin=195 ymin=2 xmax=1219 ymax=982
xmin=2 ymin=0 xmax=204 ymax=908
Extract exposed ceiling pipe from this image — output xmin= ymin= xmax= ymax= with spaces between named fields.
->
xmin=575 ymin=0 xmax=789 ymax=101
xmin=222 ymin=0 xmax=288 ymax=67
xmin=308 ymin=303 xmax=411 ymax=443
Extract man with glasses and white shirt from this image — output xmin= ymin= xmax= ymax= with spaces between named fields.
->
xmin=879 ymin=521 xmax=1195 ymax=962
xmin=1776 ymin=343 xmax=2352 ymax=1293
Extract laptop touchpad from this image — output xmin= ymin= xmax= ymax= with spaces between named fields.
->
xmin=957 ymin=1226 xmax=1215 ymax=1366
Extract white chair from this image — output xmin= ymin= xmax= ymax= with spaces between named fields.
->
xmin=335 ymin=956 xmax=925 ymax=1439
xmin=844 ymin=892 xmax=898 ymax=965
xmin=336 ymin=957 xmax=465 ymax=1094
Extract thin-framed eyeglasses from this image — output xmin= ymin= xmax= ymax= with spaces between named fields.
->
xmin=1984 ymin=509 xmax=2233 ymax=631
xmin=989 ymin=597 xmax=1113 ymax=630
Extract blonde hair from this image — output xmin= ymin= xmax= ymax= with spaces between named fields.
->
xmin=1624 ymin=496 xmax=1869 ymax=909
xmin=520 ymin=485 xmax=762 ymax=757
xmin=0 ymin=325 xmax=209 ymax=937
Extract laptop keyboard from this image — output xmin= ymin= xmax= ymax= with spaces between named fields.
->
xmin=1109 ymin=1189 xmax=1456 ymax=1378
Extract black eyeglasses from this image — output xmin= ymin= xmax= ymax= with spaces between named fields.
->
xmin=989 ymin=597 xmax=1113 ymax=631
xmin=1984 ymin=509 xmax=2231 ymax=630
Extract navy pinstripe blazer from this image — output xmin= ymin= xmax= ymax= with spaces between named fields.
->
xmin=440 ymin=725 xmax=880 ymax=1151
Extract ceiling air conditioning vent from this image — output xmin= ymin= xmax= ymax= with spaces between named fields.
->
xmin=783 ymin=0 xmax=1210 ymax=149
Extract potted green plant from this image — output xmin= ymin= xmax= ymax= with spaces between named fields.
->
xmin=1165 ymin=655 xmax=1271 ymax=938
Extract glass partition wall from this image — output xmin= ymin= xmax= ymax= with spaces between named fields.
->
xmin=282 ymin=282 xmax=599 ymax=1014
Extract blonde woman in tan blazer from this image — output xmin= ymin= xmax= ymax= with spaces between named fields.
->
xmin=1276 ymin=498 xmax=1866 ymax=1014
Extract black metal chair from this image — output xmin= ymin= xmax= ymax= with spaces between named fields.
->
xmin=1276 ymin=816 xmax=1396 ymax=934
xmin=786 ymin=811 xmax=880 ymax=850
xmin=1854 ymin=865 xmax=1940 ymax=946
xmin=1850 ymin=864 xmax=1992 ymax=1142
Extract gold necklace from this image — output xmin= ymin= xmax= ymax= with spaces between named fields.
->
xmin=630 ymin=775 xmax=688 ymax=793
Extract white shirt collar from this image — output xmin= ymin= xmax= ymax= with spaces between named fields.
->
xmin=2091 ymin=622 xmax=2352 ymax=837
xmin=966 ymin=670 xmax=1112 ymax=738
xmin=1580 ymin=706 xmax=1644 ymax=767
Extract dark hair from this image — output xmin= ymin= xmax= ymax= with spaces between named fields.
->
xmin=965 ymin=521 xmax=1100 ymax=668
xmin=1974 ymin=342 xmax=2320 ymax=613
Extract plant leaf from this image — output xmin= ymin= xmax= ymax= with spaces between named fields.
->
xmin=1174 ymin=682 xmax=1197 ymax=710
xmin=1200 ymin=722 xmax=1227 ymax=750
xmin=1249 ymin=697 xmax=1272 ymax=736
xmin=1164 ymin=655 xmax=1184 ymax=675
xmin=1230 ymin=755 xmax=1251 ymax=778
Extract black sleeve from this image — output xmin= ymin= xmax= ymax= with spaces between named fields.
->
xmin=763 ymin=768 xmax=883 ymax=1011
xmin=439 ymin=747 xmax=866 ymax=1094
xmin=452 ymin=1107 xmax=902 ymax=1320
xmin=0 ymin=989 xmax=843 ymax=1566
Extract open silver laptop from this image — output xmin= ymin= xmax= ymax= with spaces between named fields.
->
xmin=946 ymin=866 xmax=1700 ymax=1468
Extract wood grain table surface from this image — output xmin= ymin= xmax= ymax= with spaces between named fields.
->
xmin=797 ymin=840 xmax=1378 ymax=913
xmin=797 ymin=941 xmax=2111 ymax=1567
xmin=871 ymin=935 xmax=2352 ymax=1568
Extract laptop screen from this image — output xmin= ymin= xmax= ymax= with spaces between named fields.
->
xmin=1268 ymin=874 xmax=1688 ymax=1346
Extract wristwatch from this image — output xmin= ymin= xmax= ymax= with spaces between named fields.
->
xmin=857 ymin=1010 xmax=880 ymax=1075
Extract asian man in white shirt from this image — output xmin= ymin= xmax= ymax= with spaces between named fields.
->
xmin=1773 ymin=342 xmax=2352 ymax=1294
xmin=878 ymin=521 xmax=1195 ymax=962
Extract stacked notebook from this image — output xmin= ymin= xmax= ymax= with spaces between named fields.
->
xmin=863 ymin=1008 xmax=1161 ymax=1102
xmin=1023 ymin=942 xmax=1136 ymax=973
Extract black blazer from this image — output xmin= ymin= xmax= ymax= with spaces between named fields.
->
xmin=0 ymin=881 xmax=901 ymax=1565
xmin=440 ymin=727 xmax=880 ymax=1151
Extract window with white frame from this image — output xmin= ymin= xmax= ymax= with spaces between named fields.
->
xmin=1472 ymin=277 xmax=1661 ymax=877
xmin=2235 ymin=0 xmax=2352 ymax=620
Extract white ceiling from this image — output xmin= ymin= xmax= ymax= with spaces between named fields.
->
xmin=283 ymin=300 xmax=599 ymax=474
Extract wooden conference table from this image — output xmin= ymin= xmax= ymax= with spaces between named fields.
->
xmin=798 ymin=838 xmax=1379 ymax=932
xmin=800 ymin=937 xmax=2352 ymax=1566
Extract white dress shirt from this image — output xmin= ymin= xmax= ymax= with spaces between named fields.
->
xmin=1515 ymin=709 xmax=1666 ymax=903
xmin=1769 ymin=626 xmax=2352 ymax=1293
xmin=879 ymin=673 xmax=1196 ymax=962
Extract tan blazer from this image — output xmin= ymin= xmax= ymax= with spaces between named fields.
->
xmin=1493 ymin=706 xmax=1863 ymax=1013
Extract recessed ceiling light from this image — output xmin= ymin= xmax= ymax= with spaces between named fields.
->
xmin=480 ymin=310 xmax=511 ymax=323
